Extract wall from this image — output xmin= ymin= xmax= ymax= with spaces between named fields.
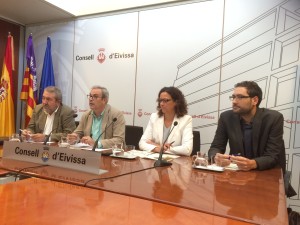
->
xmin=25 ymin=0 xmax=300 ymax=211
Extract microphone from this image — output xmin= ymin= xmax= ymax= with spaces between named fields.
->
xmin=91 ymin=117 xmax=117 ymax=151
xmin=43 ymin=127 xmax=57 ymax=145
xmin=154 ymin=121 xmax=178 ymax=167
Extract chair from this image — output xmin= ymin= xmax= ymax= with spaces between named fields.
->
xmin=284 ymin=171 xmax=297 ymax=197
xmin=73 ymin=113 xmax=79 ymax=127
xmin=125 ymin=125 xmax=143 ymax=149
xmin=191 ymin=130 xmax=201 ymax=156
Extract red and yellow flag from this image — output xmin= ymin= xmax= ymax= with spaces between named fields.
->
xmin=20 ymin=35 xmax=37 ymax=127
xmin=0 ymin=34 xmax=15 ymax=137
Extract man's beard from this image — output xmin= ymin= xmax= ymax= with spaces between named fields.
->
xmin=232 ymin=106 xmax=252 ymax=116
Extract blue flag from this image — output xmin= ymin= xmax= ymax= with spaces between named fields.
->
xmin=38 ymin=37 xmax=55 ymax=103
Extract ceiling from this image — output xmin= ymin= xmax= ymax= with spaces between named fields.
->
xmin=0 ymin=0 xmax=182 ymax=26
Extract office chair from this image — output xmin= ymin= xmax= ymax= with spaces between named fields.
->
xmin=73 ymin=113 xmax=79 ymax=127
xmin=191 ymin=130 xmax=201 ymax=156
xmin=125 ymin=125 xmax=143 ymax=149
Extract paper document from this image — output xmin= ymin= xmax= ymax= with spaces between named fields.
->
xmin=127 ymin=150 xmax=153 ymax=158
xmin=144 ymin=153 xmax=180 ymax=161
xmin=70 ymin=143 xmax=90 ymax=148
xmin=224 ymin=163 xmax=239 ymax=171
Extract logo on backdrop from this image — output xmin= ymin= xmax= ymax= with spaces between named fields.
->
xmin=137 ymin=109 xmax=152 ymax=117
xmin=138 ymin=109 xmax=143 ymax=117
xmin=97 ymin=48 xmax=106 ymax=64
xmin=0 ymin=78 xmax=8 ymax=102
xmin=75 ymin=47 xmax=135 ymax=64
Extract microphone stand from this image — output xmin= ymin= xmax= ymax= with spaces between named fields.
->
xmin=43 ymin=128 xmax=57 ymax=145
xmin=154 ymin=121 xmax=178 ymax=167
xmin=91 ymin=118 xmax=117 ymax=151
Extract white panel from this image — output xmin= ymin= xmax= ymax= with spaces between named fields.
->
xmin=72 ymin=13 xmax=138 ymax=124
xmin=135 ymin=0 xmax=224 ymax=129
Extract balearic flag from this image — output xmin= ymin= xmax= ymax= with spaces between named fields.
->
xmin=38 ymin=37 xmax=55 ymax=103
xmin=0 ymin=34 xmax=15 ymax=137
xmin=20 ymin=34 xmax=38 ymax=127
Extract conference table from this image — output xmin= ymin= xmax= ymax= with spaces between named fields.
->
xmin=0 ymin=144 xmax=288 ymax=225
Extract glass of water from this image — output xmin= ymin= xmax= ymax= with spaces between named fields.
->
xmin=112 ymin=143 xmax=124 ymax=156
xmin=9 ymin=133 xmax=20 ymax=142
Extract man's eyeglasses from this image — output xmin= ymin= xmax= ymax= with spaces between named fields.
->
xmin=87 ymin=94 xmax=102 ymax=100
xmin=158 ymin=98 xmax=172 ymax=103
xmin=229 ymin=95 xmax=251 ymax=101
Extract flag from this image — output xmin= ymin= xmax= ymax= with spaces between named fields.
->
xmin=0 ymin=34 xmax=15 ymax=137
xmin=38 ymin=37 xmax=55 ymax=103
xmin=20 ymin=34 xmax=38 ymax=127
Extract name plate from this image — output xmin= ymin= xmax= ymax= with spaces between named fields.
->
xmin=3 ymin=141 xmax=107 ymax=175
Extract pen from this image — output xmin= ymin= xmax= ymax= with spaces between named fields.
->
xmin=228 ymin=153 xmax=241 ymax=160
xmin=166 ymin=141 xmax=175 ymax=150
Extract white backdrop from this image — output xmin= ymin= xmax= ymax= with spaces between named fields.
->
xmin=26 ymin=0 xmax=300 ymax=211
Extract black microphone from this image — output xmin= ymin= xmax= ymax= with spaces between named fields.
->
xmin=154 ymin=121 xmax=178 ymax=167
xmin=91 ymin=118 xmax=117 ymax=151
xmin=43 ymin=127 xmax=58 ymax=145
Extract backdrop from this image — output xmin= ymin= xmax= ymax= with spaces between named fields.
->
xmin=26 ymin=0 xmax=300 ymax=211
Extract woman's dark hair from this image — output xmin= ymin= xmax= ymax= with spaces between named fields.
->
xmin=156 ymin=86 xmax=188 ymax=117
xmin=235 ymin=81 xmax=263 ymax=107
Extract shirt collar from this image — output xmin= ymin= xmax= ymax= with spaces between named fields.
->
xmin=91 ymin=108 xmax=105 ymax=119
xmin=44 ymin=106 xmax=59 ymax=116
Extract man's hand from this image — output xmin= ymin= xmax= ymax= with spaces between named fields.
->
xmin=30 ymin=133 xmax=46 ymax=142
xmin=230 ymin=156 xmax=257 ymax=171
xmin=67 ymin=133 xmax=79 ymax=144
xmin=214 ymin=153 xmax=231 ymax=167
xmin=80 ymin=136 xmax=94 ymax=146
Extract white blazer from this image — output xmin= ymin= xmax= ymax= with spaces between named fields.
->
xmin=139 ymin=113 xmax=193 ymax=156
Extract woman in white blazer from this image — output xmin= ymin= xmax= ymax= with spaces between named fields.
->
xmin=139 ymin=87 xmax=193 ymax=156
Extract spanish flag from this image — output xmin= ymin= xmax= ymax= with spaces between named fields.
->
xmin=0 ymin=34 xmax=15 ymax=137
xmin=20 ymin=34 xmax=37 ymax=127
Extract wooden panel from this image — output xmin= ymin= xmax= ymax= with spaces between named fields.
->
xmin=87 ymin=157 xmax=288 ymax=225
xmin=0 ymin=178 xmax=254 ymax=225
xmin=0 ymin=148 xmax=288 ymax=225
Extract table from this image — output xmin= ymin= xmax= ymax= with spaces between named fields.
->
xmin=86 ymin=157 xmax=288 ymax=225
xmin=0 ymin=154 xmax=155 ymax=186
xmin=0 ymin=177 xmax=255 ymax=225
xmin=0 ymin=145 xmax=8 ymax=176
xmin=0 ymin=146 xmax=288 ymax=225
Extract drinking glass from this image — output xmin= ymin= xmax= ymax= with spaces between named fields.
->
xmin=112 ymin=143 xmax=124 ymax=156
xmin=125 ymin=145 xmax=135 ymax=151
xmin=59 ymin=135 xmax=70 ymax=148
xmin=27 ymin=134 xmax=33 ymax=142
xmin=214 ymin=153 xmax=231 ymax=167
xmin=9 ymin=133 xmax=20 ymax=142
xmin=192 ymin=151 xmax=208 ymax=167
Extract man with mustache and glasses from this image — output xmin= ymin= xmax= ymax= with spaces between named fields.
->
xmin=208 ymin=81 xmax=286 ymax=173
xmin=21 ymin=86 xmax=76 ymax=142
xmin=67 ymin=85 xmax=125 ymax=149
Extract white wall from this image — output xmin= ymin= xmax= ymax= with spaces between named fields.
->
xmin=26 ymin=0 xmax=300 ymax=211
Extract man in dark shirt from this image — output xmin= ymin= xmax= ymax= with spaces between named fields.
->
xmin=208 ymin=81 xmax=286 ymax=172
